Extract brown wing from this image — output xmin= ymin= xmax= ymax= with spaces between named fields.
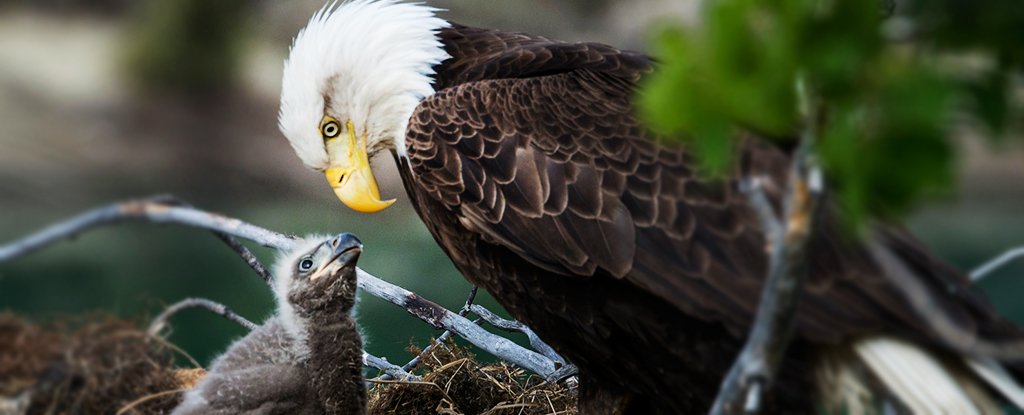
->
xmin=406 ymin=25 xmax=1018 ymax=346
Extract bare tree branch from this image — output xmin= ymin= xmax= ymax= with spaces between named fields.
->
xmin=392 ymin=286 xmax=479 ymax=379
xmin=148 ymin=298 xmax=258 ymax=336
xmin=711 ymin=78 xmax=826 ymax=415
xmin=0 ymin=197 xmax=567 ymax=380
xmin=212 ymin=233 xmax=273 ymax=284
xmin=711 ymin=160 xmax=825 ymax=415
xmin=364 ymin=352 xmax=420 ymax=381
xmin=469 ymin=304 xmax=567 ymax=367
xmin=357 ymin=268 xmax=560 ymax=378
xmin=971 ymin=246 xmax=1024 ymax=282
xmin=142 ymin=195 xmax=275 ymax=283
xmin=0 ymin=197 xmax=295 ymax=263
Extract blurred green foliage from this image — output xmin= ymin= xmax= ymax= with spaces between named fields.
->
xmin=641 ymin=0 xmax=1023 ymax=224
xmin=123 ymin=0 xmax=248 ymax=94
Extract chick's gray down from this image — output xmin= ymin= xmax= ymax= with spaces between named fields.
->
xmin=173 ymin=233 xmax=367 ymax=415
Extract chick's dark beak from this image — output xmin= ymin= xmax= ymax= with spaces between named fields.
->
xmin=310 ymin=233 xmax=362 ymax=282
xmin=329 ymin=233 xmax=363 ymax=266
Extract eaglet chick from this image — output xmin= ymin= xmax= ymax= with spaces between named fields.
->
xmin=173 ymin=233 xmax=367 ymax=414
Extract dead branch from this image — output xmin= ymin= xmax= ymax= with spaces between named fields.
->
xmin=147 ymin=298 xmax=258 ymax=336
xmin=710 ymin=79 xmax=825 ymax=415
xmin=0 ymin=197 xmax=295 ymax=262
xmin=381 ymin=287 xmax=479 ymax=382
xmin=364 ymin=352 xmax=420 ymax=381
xmin=711 ymin=162 xmax=824 ymax=415
xmin=971 ymin=246 xmax=1024 ymax=282
xmin=0 ymin=197 xmax=567 ymax=380
xmin=469 ymin=304 xmax=567 ymax=367
xmin=212 ymin=233 xmax=273 ymax=283
xmin=357 ymin=268 xmax=559 ymax=378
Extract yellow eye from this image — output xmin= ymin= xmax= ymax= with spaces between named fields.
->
xmin=322 ymin=121 xmax=341 ymax=139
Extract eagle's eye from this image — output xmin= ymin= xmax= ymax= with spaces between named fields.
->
xmin=298 ymin=256 xmax=316 ymax=273
xmin=322 ymin=121 xmax=341 ymax=139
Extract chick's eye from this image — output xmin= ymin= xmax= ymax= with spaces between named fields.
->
xmin=322 ymin=121 xmax=340 ymax=139
xmin=298 ymin=257 xmax=315 ymax=272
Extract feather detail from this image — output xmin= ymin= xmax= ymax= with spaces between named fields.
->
xmin=853 ymin=337 xmax=998 ymax=414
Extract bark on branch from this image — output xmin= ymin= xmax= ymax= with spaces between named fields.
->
xmin=710 ymin=79 xmax=826 ymax=415
xmin=710 ymin=153 xmax=825 ymax=415
xmin=0 ymin=197 xmax=568 ymax=381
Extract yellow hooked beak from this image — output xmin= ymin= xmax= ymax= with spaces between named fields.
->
xmin=324 ymin=121 xmax=396 ymax=213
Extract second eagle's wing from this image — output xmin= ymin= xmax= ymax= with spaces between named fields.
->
xmin=404 ymin=64 xmax=1010 ymax=345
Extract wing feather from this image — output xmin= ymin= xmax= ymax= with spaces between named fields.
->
xmin=405 ymin=26 xmax=1024 ymax=348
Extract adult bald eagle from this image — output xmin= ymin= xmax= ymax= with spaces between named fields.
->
xmin=278 ymin=1 xmax=1024 ymax=413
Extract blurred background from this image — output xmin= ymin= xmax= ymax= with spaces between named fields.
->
xmin=0 ymin=0 xmax=1021 ymax=370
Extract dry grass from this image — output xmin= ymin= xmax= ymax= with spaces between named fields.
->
xmin=0 ymin=313 xmax=183 ymax=415
xmin=1 ymin=313 xmax=577 ymax=414
xmin=368 ymin=340 xmax=578 ymax=415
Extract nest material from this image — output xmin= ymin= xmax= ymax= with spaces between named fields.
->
xmin=0 ymin=313 xmax=185 ymax=415
xmin=368 ymin=340 xmax=578 ymax=415
xmin=1 ymin=312 xmax=576 ymax=414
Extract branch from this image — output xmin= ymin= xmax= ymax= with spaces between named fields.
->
xmin=469 ymin=304 xmax=567 ymax=367
xmin=148 ymin=297 xmax=258 ymax=335
xmin=971 ymin=246 xmax=1024 ymax=282
xmin=357 ymin=268 xmax=559 ymax=378
xmin=712 ymin=163 xmax=824 ymax=415
xmin=711 ymin=79 xmax=825 ymax=415
xmin=0 ymin=197 xmax=295 ymax=264
xmin=364 ymin=352 xmax=419 ymax=381
xmin=390 ymin=287 xmax=479 ymax=379
xmin=0 ymin=197 xmax=566 ymax=380
xmin=213 ymin=233 xmax=273 ymax=284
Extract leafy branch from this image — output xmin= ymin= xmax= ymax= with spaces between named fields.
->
xmin=642 ymin=0 xmax=1022 ymax=412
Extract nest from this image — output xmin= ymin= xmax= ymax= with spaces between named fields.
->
xmin=0 ymin=313 xmax=187 ymax=415
xmin=0 ymin=312 xmax=576 ymax=414
xmin=368 ymin=340 xmax=578 ymax=415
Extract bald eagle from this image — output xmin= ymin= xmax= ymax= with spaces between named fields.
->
xmin=278 ymin=1 xmax=1024 ymax=413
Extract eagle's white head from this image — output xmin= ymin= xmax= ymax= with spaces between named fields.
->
xmin=279 ymin=0 xmax=450 ymax=213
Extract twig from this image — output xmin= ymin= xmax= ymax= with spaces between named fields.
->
xmin=140 ymin=196 xmax=275 ymax=283
xmin=460 ymin=286 xmax=479 ymax=316
xmin=213 ymin=233 xmax=273 ymax=283
xmin=364 ymin=352 xmax=420 ymax=381
xmin=0 ymin=197 xmax=564 ymax=379
xmin=115 ymin=388 xmax=191 ymax=415
xmin=710 ymin=78 xmax=825 ymax=415
xmin=148 ymin=298 xmax=258 ymax=336
xmin=971 ymin=246 xmax=1024 ymax=282
xmin=739 ymin=178 xmax=783 ymax=241
xmin=469 ymin=304 xmax=568 ymax=367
